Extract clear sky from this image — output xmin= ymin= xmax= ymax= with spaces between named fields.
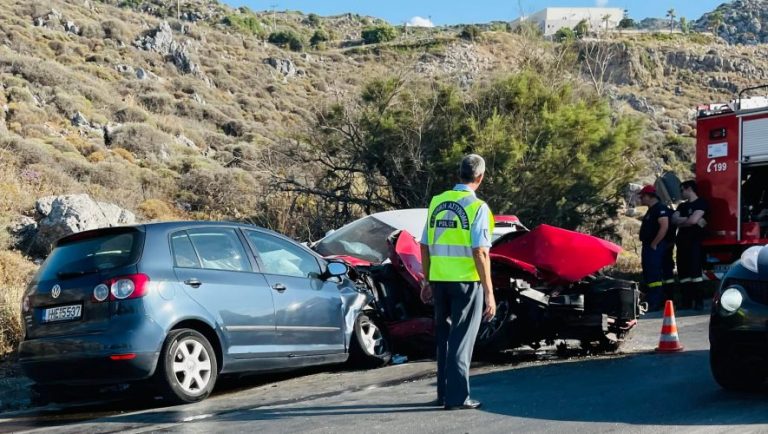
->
xmin=225 ymin=0 xmax=726 ymax=26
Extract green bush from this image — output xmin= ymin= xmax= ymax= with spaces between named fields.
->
xmin=268 ymin=30 xmax=305 ymax=52
xmin=223 ymin=13 xmax=267 ymax=38
xmin=618 ymin=18 xmax=635 ymax=29
xmin=574 ymin=19 xmax=590 ymax=38
xmin=460 ymin=25 xmax=482 ymax=41
xmin=306 ymin=13 xmax=321 ymax=27
xmin=310 ymin=29 xmax=330 ymax=47
xmin=554 ymin=27 xmax=576 ymax=42
xmin=361 ymin=25 xmax=397 ymax=44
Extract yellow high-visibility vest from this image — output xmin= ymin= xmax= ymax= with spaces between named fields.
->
xmin=426 ymin=190 xmax=494 ymax=282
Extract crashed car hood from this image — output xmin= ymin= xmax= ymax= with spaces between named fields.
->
xmin=491 ymin=224 xmax=622 ymax=283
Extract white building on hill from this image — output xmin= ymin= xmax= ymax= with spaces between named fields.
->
xmin=511 ymin=7 xmax=625 ymax=36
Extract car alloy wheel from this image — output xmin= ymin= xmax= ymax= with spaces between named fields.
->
xmin=359 ymin=317 xmax=385 ymax=356
xmin=172 ymin=338 xmax=213 ymax=395
xmin=157 ymin=329 xmax=218 ymax=404
xmin=350 ymin=313 xmax=391 ymax=368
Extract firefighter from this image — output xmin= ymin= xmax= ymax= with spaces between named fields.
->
xmin=662 ymin=204 xmax=677 ymax=303
xmin=638 ymin=185 xmax=671 ymax=311
xmin=672 ymin=180 xmax=709 ymax=310
xmin=419 ymin=154 xmax=496 ymax=410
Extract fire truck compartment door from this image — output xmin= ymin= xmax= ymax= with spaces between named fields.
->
xmin=742 ymin=117 xmax=768 ymax=163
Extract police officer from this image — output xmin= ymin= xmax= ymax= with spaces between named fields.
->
xmin=638 ymin=185 xmax=671 ymax=311
xmin=419 ymin=154 xmax=496 ymax=410
xmin=672 ymin=180 xmax=709 ymax=310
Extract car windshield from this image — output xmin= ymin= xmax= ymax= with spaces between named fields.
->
xmin=36 ymin=229 xmax=143 ymax=281
xmin=314 ymin=216 xmax=397 ymax=263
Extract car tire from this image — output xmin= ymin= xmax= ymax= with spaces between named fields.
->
xmin=475 ymin=297 xmax=512 ymax=354
xmin=156 ymin=329 xmax=218 ymax=404
xmin=349 ymin=313 xmax=392 ymax=368
xmin=710 ymin=345 xmax=766 ymax=392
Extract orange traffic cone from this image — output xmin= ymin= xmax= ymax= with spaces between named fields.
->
xmin=656 ymin=300 xmax=684 ymax=353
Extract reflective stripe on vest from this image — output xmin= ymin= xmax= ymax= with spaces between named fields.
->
xmin=426 ymin=190 xmax=493 ymax=282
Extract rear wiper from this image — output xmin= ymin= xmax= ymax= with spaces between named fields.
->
xmin=56 ymin=269 xmax=100 ymax=279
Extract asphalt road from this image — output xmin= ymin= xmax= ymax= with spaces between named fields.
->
xmin=3 ymin=308 xmax=768 ymax=433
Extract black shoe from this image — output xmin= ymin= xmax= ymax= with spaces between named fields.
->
xmin=426 ymin=398 xmax=444 ymax=406
xmin=445 ymin=399 xmax=482 ymax=410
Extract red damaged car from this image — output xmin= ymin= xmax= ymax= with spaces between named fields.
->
xmin=313 ymin=209 xmax=642 ymax=359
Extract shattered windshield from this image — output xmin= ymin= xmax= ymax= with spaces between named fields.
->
xmin=313 ymin=216 xmax=397 ymax=263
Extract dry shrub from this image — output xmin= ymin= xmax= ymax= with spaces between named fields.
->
xmin=6 ymin=103 xmax=47 ymax=135
xmin=52 ymin=91 xmax=91 ymax=119
xmin=89 ymin=161 xmax=142 ymax=192
xmin=101 ymin=19 xmax=133 ymax=44
xmin=65 ymin=134 xmax=102 ymax=157
xmin=108 ymin=123 xmax=174 ymax=158
xmin=138 ymin=199 xmax=180 ymax=220
xmin=0 ymin=250 xmax=37 ymax=356
xmin=178 ymin=167 xmax=259 ymax=218
xmin=79 ymin=21 xmax=105 ymax=39
xmin=5 ymin=87 xmax=34 ymax=104
xmin=114 ymin=106 xmax=149 ymax=123
xmin=139 ymin=93 xmax=175 ymax=114
xmin=112 ymin=147 xmax=136 ymax=163
xmin=87 ymin=150 xmax=107 ymax=163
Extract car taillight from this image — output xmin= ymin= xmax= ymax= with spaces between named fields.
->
xmin=92 ymin=274 xmax=150 ymax=302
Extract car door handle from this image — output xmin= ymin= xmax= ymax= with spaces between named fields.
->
xmin=272 ymin=283 xmax=287 ymax=293
xmin=184 ymin=278 xmax=202 ymax=288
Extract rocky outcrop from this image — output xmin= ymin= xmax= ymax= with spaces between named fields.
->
xmin=134 ymin=21 xmax=200 ymax=75
xmin=264 ymin=58 xmax=305 ymax=78
xmin=696 ymin=0 xmax=768 ymax=45
xmin=32 ymin=9 xmax=79 ymax=35
xmin=414 ymin=43 xmax=492 ymax=87
xmin=12 ymin=195 xmax=136 ymax=257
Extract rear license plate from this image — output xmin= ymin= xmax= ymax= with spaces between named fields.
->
xmin=42 ymin=305 xmax=82 ymax=323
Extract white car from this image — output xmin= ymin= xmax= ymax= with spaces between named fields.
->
xmin=313 ymin=209 xmax=528 ymax=264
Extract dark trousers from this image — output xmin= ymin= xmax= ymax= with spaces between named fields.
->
xmin=641 ymin=240 xmax=667 ymax=309
xmin=433 ymin=281 xmax=483 ymax=407
xmin=677 ymin=237 xmax=704 ymax=309
xmin=662 ymin=243 xmax=676 ymax=301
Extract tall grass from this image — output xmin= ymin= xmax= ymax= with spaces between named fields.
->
xmin=0 ymin=251 xmax=37 ymax=358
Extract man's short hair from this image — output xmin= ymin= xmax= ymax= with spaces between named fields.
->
xmin=460 ymin=154 xmax=485 ymax=183
xmin=681 ymin=180 xmax=698 ymax=193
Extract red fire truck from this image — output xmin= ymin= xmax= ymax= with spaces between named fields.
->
xmin=693 ymin=86 xmax=768 ymax=279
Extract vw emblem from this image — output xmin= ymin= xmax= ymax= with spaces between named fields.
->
xmin=51 ymin=285 xmax=61 ymax=299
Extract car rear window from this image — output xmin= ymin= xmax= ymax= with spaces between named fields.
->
xmin=36 ymin=229 xmax=144 ymax=281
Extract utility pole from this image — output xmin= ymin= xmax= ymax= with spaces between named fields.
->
xmin=270 ymin=4 xmax=278 ymax=31
xmin=176 ymin=0 xmax=180 ymax=20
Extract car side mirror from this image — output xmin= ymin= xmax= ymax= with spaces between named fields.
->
xmin=324 ymin=261 xmax=348 ymax=279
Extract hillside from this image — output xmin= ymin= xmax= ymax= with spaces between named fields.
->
xmin=696 ymin=0 xmax=768 ymax=45
xmin=1 ymin=0 xmax=767 ymax=352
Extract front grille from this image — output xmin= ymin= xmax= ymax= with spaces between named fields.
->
xmin=727 ymin=279 xmax=768 ymax=305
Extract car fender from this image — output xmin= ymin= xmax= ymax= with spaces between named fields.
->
xmin=338 ymin=278 xmax=375 ymax=351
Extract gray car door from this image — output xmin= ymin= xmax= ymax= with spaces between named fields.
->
xmin=171 ymin=228 xmax=277 ymax=359
xmin=243 ymin=230 xmax=345 ymax=357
